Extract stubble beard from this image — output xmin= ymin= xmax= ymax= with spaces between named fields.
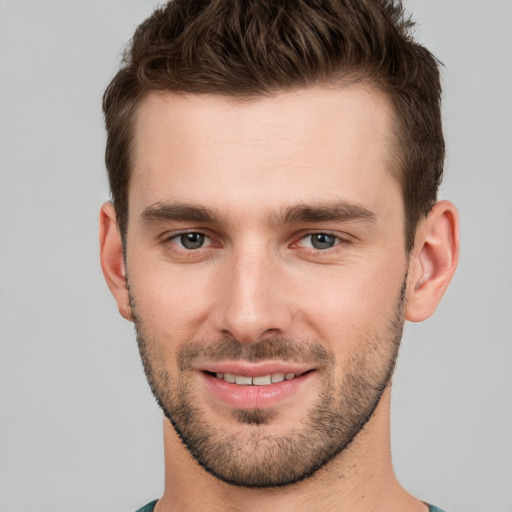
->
xmin=130 ymin=280 xmax=406 ymax=488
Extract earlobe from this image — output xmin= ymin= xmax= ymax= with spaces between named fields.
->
xmin=99 ymin=202 xmax=132 ymax=321
xmin=405 ymin=201 xmax=459 ymax=322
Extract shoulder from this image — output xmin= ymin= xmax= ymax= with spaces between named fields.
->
xmin=428 ymin=505 xmax=449 ymax=512
xmin=134 ymin=500 xmax=158 ymax=512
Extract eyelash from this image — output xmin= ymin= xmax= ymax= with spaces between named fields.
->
xmin=165 ymin=231 xmax=215 ymax=251
xmin=163 ymin=230 xmax=348 ymax=253
xmin=294 ymin=232 xmax=344 ymax=251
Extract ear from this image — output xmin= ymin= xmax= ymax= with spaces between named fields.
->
xmin=405 ymin=200 xmax=459 ymax=322
xmin=99 ymin=202 xmax=132 ymax=321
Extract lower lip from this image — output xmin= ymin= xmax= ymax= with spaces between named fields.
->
xmin=201 ymin=371 xmax=315 ymax=409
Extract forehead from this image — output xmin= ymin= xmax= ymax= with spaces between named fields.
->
xmin=129 ymin=86 xmax=400 ymax=220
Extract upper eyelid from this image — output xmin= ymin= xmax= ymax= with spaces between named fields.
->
xmin=288 ymin=233 xmax=350 ymax=254
xmin=297 ymin=233 xmax=343 ymax=245
xmin=164 ymin=232 xmax=216 ymax=253
xmin=159 ymin=229 xmax=351 ymax=246
xmin=162 ymin=229 xmax=210 ymax=240
xmin=160 ymin=230 xmax=213 ymax=247
xmin=296 ymin=230 xmax=350 ymax=242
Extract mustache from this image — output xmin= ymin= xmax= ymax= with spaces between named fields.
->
xmin=176 ymin=337 xmax=333 ymax=371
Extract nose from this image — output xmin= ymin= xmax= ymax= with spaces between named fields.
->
xmin=212 ymin=246 xmax=293 ymax=344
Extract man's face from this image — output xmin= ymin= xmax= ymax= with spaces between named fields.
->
xmin=125 ymin=86 xmax=409 ymax=487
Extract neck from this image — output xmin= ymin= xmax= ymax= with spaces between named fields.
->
xmin=156 ymin=388 xmax=426 ymax=512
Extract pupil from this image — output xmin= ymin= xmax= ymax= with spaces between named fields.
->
xmin=181 ymin=233 xmax=204 ymax=249
xmin=312 ymin=234 xmax=335 ymax=249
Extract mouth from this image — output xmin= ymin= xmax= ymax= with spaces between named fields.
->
xmin=199 ymin=364 xmax=316 ymax=410
xmin=205 ymin=370 xmax=310 ymax=386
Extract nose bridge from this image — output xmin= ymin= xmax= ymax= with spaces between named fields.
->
xmin=214 ymin=242 xmax=292 ymax=344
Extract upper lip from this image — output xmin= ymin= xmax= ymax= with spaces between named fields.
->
xmin=196 ymin=361 xmax=314 ymax=377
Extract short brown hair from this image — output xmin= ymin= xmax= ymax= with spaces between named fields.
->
xmin=103 ymin=0 xmax=444 ymax=251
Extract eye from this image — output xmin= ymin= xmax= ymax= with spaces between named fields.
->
xmin=300 ymin=233 xmax=339 ymax=250
xmin=173 ymin=232 xmax=207 ymax=250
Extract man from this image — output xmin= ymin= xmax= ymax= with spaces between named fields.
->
xmin=99 ymin=1 xmax=459 ymax=511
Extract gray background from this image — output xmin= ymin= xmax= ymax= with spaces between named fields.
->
xmin=1 ymin=1 xmax=511 ymax=511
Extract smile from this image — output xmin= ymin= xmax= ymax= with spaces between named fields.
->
xmin=211 ymin=372 xmax=301 ymax=386
xmin=201 ymin=367 xmax=315 ymax=409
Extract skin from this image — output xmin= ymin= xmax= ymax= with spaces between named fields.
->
xmin=100 ymin=85 xmax=459 ymax=511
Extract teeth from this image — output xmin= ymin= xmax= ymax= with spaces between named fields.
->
xmin=253 ymin=375 xmax=272 ymax=386
xmin=213 ymin=372 xmax=297 ymax=386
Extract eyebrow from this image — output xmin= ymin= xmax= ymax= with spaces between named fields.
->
xmin=141 ymin=202 xmax=220 ymax=224
xmin=140 ymin=200 xmax=377 ymax=227
xmin=273 ymin=201 xmax=377 ymax=225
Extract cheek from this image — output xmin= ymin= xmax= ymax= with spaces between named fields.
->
xmin=293 ymin=259 xmax=406 ymax=345
xmin=129 ymin=264 xmax=213 ymax=342
xmin=127 ymin=238 xmax=408 ymax=351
